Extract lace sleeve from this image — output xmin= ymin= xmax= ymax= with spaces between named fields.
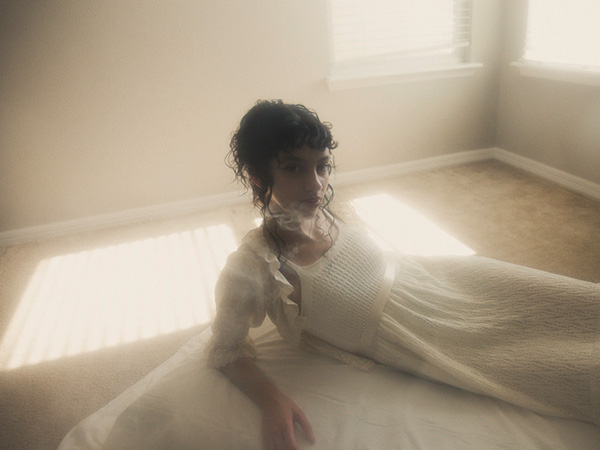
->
xmin=206 ymin=249 xmax=267 ymax=368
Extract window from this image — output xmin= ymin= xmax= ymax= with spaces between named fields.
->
xmin=512 ymin=0 xmax=600 ymax=86
xmin=327 ymin=0 xmax=480 ymax=90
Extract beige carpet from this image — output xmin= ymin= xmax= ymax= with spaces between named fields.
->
xmin=1 ymin=160 xmax=599 ymax=450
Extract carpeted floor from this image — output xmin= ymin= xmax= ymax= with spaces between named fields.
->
xmin=1 ymin=159 xmax=599 ymax=450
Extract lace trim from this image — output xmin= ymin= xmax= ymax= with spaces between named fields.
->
xmin=242 ymin=228 xmax=306 ymax=345
xmin=206 ymin=336 xmax=257 ymax=369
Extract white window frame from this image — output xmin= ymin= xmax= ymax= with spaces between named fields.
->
xmin=326 ymin=0 xmax=481 ymax=91
xmin=512 ymin=0 xmax=600 ymax=87
xmin=511 ymin=61 xmax=600 ymax=87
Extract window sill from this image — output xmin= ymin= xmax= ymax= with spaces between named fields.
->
xmin=326 ymin=63 xmax=482 ymax=91
xmin=511 ymin=61 xmax=600 ymax=87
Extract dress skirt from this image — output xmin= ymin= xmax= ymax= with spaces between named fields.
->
xmin=368 ymin=255 xmax=600 ymax=425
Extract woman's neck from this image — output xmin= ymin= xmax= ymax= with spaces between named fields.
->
xmin=267 ymin=212 xmax=320 ymax=240
xmin=263 ymin=210 xmax=333 ymax=260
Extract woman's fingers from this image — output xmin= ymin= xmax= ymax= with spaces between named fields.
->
xmin=264 ymin=422 xmax=299 ymax=450
xmin=263 ymin=398 xmax=316 ymax=449
xmin=281 ymin=426 xmax=300 ymax=450
xmin=292 ymin=403 xmax=316 ymax=443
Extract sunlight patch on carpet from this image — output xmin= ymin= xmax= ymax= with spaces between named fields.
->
xmin=0 ymin=224 xmax=238 ymax=371
xmin=351 ymin=194 xmax=475 ymax=256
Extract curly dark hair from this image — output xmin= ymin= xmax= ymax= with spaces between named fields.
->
xmin=227 ymin=99 xmax=338 ymax=217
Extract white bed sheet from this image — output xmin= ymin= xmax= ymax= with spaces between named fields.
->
xmin=58 ymin=322 xmax=600 ymax=449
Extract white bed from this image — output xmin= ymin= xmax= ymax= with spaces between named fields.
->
xmin=58 ymin=320 xmax=600 ymax=450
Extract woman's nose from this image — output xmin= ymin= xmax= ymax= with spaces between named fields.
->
xmin=304 ymin=168 xmax=323 ymax=192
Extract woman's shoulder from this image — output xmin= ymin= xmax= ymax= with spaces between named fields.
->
xmin=217 ymin=230 xmax=269 ymax=292
xmin=221 ymin=226 xmax=281 ymax=279
xmin=222 ymin=227 xmax=266 ymax=267
xmin=237 ymin=226 xmax=274 ymax=262
xmin=240 ymin=226 xmax=266 ymax=247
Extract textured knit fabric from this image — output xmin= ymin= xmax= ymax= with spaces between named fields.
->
xmin=207 ymin=223 xmax=600 ymax=425
xmin=287 ymin=225 xmax=388 ymax=353
xmin=370 ymin=254 xmax=600 ymax=424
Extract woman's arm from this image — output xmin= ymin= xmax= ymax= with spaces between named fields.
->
xmin=220 ymin=357 xmax=315 ymax=450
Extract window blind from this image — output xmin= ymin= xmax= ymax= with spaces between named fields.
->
xmin=523 ymin=0 xmax=600 ymax=68
xmin=329 ymin=0 xmax=472 ymax=70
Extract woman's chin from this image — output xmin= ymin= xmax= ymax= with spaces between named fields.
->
xmin=296 ymin=203 xmax=320 ymax=217
xmin=269 ymin=202 xmax=320 ymax=222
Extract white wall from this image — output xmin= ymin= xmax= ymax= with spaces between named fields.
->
xmin=0 ymin=1 xmax=502 ymax=233
xmin=497 ymin=1 xmax=600 ymax=185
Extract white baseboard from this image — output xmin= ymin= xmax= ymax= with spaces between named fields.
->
xmin=493 ymin=148 xmax=600 ymax=201
xmin=1 ymin=147 xmax=598 ymax=246
xmin=0 ymin=191 xmax=246 ymax=247
xmin=334 ymin=148 xmax=495 ymax=185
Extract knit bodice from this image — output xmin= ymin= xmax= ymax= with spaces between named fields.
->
xmin=287 ymin=225 xmax=389 ymax=354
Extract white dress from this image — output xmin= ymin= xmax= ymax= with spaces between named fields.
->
xmin=208 ymin=223 xmax=600 ymax=425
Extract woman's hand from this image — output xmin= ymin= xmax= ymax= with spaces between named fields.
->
xmin=220 ymin=357 xmax=316 ymax=449
xmin=261 ymin=392 xmax=315 ymax=450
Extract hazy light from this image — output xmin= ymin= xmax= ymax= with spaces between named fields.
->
xmin=351 ymin=194 xmax=474 ymax=256
xmin=526 ymin=0 xmax=600 ymax=67
xmin=0 ymin=224 xmax=238 ymax=371
xmin=254 ymin=194 xmax=473 ymax=256
xmin=331 ymin=0 xmax=457 ymax=63
xmin=0 ymin=196 xmax=472 ymax=371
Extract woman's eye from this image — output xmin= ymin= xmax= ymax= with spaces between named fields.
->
xmin=282 ymin=164 xmax=301 ymax=173
xmin=318 ymin=163 xmax=332 ymax=175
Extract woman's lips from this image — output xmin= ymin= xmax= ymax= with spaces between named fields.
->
xmin=300 ymin=197 xmax=321 ymax=207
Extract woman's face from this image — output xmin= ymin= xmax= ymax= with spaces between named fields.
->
xmin=267 ymin=145 xmax=332 ymax=218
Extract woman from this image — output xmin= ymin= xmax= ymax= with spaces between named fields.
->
xmin=207 ymin=99 xmax=600 ymax=450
